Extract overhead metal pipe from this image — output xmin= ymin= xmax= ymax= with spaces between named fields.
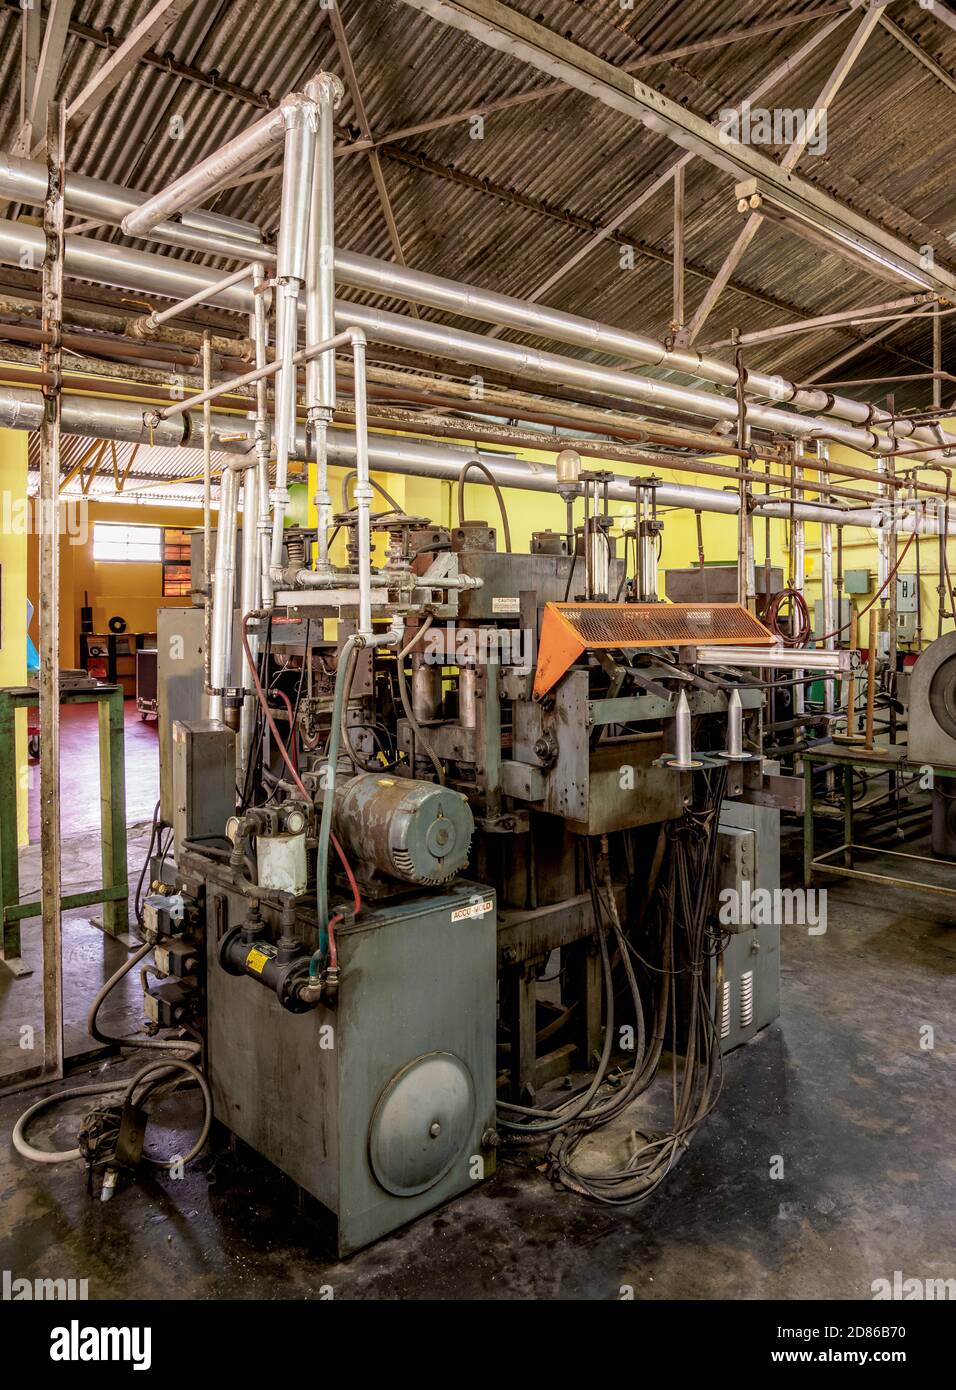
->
xmin=1 ymin=382 xmax=951 ymax=532
xmin=0 ymin=150 xmax=951 ymax=451
xmin=330 ymin=300 xmax=933 ymax=461
xmin=0 ymin=212 xmax=947 ymax=461
xmin=121 ymin=93 xmax=316 ymax=239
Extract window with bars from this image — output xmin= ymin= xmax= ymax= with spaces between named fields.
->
xmin=162 ymin=528 xmax=192 ymax=597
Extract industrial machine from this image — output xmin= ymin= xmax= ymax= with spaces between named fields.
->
xmin=127 ymin=465 xmax=818 ymax=1250
xmin=7 ymin=68 xmax=861 ymax=1255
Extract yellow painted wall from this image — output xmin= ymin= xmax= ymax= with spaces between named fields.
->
xmin=28 ymin=500 xmax=197 ymax=669
xmin=306 ymin=425 xmax=956 ymax=659
xmin=0 ymin=429 xmax=29 ymax=844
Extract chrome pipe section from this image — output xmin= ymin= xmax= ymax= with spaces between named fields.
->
xmin=305 ymin=74 xmax=342 ymax=574
xmin=149 ymin=263 xmax=258 ymax=328
xmin=329 ymin=248 xmax=949 ymax=452
xmin=270 ymin=96 xmax=319 ymax=575
xmin=0 ymin=150 xmax=268 ymax=261
xmin=121 ymin=95 xmax=313 ymax=239
xmin=695 ymin=645 xmax=856 ymax=672
xmin=792 ymin=454 xmax=806 ymax=719
xmin=0 ymin=208 xmax=948 ymax=460
xmin=1 ymin=147 xmax=951 ymax=453
xmin=818 ymin=442 xmax=836 ymax=718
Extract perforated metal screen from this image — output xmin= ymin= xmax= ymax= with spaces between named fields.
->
xmin=552 ymin=602 xmax=773 ymax=647
xmin=533 ymin=601 xmax=775 ymax=698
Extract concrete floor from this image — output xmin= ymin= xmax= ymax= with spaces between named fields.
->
xmin=1 ymin=709 xmax=955 ymax=1299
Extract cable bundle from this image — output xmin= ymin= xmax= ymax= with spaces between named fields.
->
xmin=498 ymin=766 xmax=729 ymax=1206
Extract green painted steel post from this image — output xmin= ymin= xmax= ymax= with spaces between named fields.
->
xmin=98 ymin=688 xmax=129 ymax=936
xmin=0 ymin=689 xmax=26 ymax=968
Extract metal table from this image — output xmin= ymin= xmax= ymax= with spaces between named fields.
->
xmin=0 ymin=683 xmax=129 ymax=979
xmin=802 ymin=740 xmax=956 ymax=899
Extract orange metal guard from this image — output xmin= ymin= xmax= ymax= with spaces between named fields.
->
xmin=532 ymin=601 xmax=775 ymax=698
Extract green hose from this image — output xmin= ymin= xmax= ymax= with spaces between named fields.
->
xmin=312 ymin=633 xmax=358 ymax=976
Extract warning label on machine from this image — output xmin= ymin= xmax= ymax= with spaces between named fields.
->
xmin=451 ymin=900 xmax=494 ymax=922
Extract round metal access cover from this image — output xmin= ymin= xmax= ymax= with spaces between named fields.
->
xmin=930 ymin=653 xmax=956 ymax=740
xmin=368 ymin=1052 xmax=476 ymax=1197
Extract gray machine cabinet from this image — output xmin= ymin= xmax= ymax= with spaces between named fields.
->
xmin=158 ymin=606 xmax=206 ymax=825
xmin=715 ymin=800 xmax=781 ymax=1052
xmin=206 ymin=880 xmax=497 ymax=1256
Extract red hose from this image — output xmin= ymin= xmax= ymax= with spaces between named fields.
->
xmin=241 ymin=617 xmax=362 ymax=972
xmin=270 ymin=688 xmax=298 ymax=770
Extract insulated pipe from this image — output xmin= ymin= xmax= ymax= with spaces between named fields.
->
xmin=1 ymin=381 xmax=953 ymax=532
xmin=0 ymin=148 xmax=951 ymax=452
xmin=305 ymin=74 xmax=342 ymax=573
xmin=0 ymin=150 xmax=267 ymax=261
xmin=209 ymin=462 xmax=241 ymax=718
xmin=0 ymin=213 xmax=945 ymax=461
xmin=250 ymin=266 xmax=274 ymax=609
xmin=350 ymin=331 xmax=374 ymax=639
xmin=121 ymin=94 xmax=315 ymax=239
xmin=331 ymin=301 xmax=923 ymax=460
xmin=331 ymin=249 xmax=949 ymax=447
xmin=271 ymin=97 xmax=319 ymax=575
xmin=239 ymin=463 xmax=260 ymax=776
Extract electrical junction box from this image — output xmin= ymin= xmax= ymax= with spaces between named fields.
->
xmin=714 ymin=801 xmax=781 ymax=1054
xmin=896 ymin=574 xmax=919 ymax=613
xmin=845 ymin=569 xmax=871 ymax=594
xmin=813 ymin=597 xmax=851 ymax=642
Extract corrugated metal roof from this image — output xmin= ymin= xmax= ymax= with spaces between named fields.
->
xmin=4 ymin=0 xmax=956 ymax=489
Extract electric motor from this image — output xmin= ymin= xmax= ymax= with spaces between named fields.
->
xmin=334 ymin=773 xmax=473 ymax=884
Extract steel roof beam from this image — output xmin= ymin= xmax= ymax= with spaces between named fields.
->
xmin=399 ymin=0 xmax=956 ymax=296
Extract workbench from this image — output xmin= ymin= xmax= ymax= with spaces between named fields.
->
xmin=0 ymin=683 xmax=129 ymax=979
xmin=802 ymin=740 xmax=956 ymax=900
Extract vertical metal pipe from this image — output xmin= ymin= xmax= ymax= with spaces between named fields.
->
xmin=818 ymin=441 xmax=835 ymax=717
xmin=250 ymin=266 xmax=273 ymax=608
xmin=39 ymin=99 xmax=65 ymax=1078
xmin=792 ymin=453 xmax=806 ymax=718
xmin=863 ymin=610 xmax=878 ymax=750
xmin=351 ymin=331 xmax=373 ymax=638
xmin=270 ymin=98 xmax=318 ymax=573
xmin=202 ymin=331 xmax=213 ymax=713
xmin=306 ymin=74 xmax=342 ymax=573
xmin=672 ymin=164 xmax=685 ymax=331
xmin=735 ymin=347 xmax=753 ymax=606
xmin=844 ymin=604 xmax=859 ymax=737
xmin=209 ymin=463 xmax=241 ymax=721
xmin=238 ymin=463 xmax=260 ymax=776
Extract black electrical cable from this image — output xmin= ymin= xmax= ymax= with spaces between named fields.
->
xmin=498 ymin=768 xmax=729 ymax=1205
